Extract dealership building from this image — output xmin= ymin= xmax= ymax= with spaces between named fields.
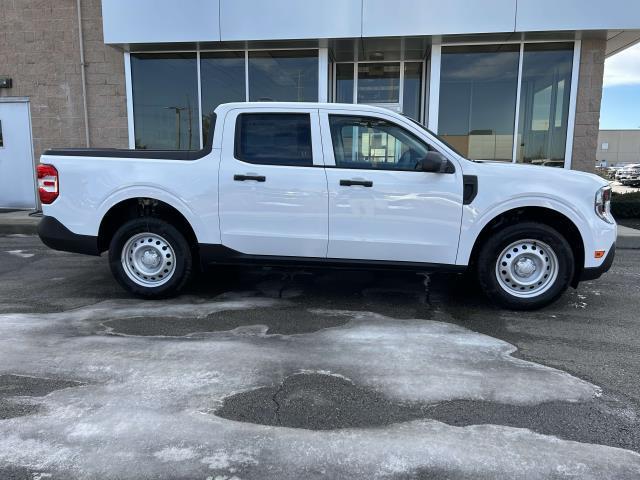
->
xmin=1 ymin=0 xmax=639 ymax=208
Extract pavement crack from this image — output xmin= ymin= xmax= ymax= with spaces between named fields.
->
xmin=271 ymin=380 xmax=286 ymax=425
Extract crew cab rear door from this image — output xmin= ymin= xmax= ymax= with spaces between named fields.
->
xmin=219 ymin=107 xmax=328 ymax=258
xmin=319 ymin=109 xmax=464 ymax=265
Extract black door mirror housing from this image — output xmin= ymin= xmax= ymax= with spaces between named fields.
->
xmin=420 ymin=151 xmax=454 ymax=173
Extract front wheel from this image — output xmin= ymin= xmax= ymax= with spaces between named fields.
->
xmin=109 ymin=218 xmax=193 ymax=298
xmin=477 ymin=222 xmax=574 ymax=310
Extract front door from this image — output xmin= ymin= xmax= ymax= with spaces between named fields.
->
xmin=320 ymin=109 xmax=464 ymax=265
xmin=0 ymin=100 xmax=36 ymax=209
xmin=218 ymin=108 xmax=328 ymax=258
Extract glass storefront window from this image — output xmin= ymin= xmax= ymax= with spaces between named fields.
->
xmin=403 ymin=62 xmax=423 ymax=121
xmin=200 ymin=51 xmax=246 ymax=145
xmin=248 ymin=50 xmax=318 ymax=102
xmin=516 ymin=43 xmax=574 ymax=167
xmin=439 ymin=45 xmax=520 ymax=161
xmin=357 ymin=63 xmax=401 ymax=104
xmin=336 ymin=63 xmax=354 ymax=103
xmin=131 ymin=53 xmax=200 ymax=150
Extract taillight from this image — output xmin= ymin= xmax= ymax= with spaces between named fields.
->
xmin=37 ymin=164 xmax=59 ymax=204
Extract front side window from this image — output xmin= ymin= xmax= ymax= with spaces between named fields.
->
xmin=329 ymin=115 xmax=430 ymax=171
xmin=235 ymin=113 xmax=313 ymax=166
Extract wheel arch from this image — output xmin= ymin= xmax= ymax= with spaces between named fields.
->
xmin=97 ymin=197 xmax=199 ymax=255
xmin=466 ymin=206 xmax=586 ymax=287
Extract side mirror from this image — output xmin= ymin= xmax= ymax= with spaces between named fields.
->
xmin=420 ymin=151 xmax=453 ymax=173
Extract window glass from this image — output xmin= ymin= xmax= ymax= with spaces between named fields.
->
xmin=439 ymin=45 xmax=519 ymax=161
xmin=201 ymin=51 xmax=246 ymax=145
xmin=236 ymin=113 xmax=313 ymax=166
xmin=357 ymin=63 xmax=401 ymax=104
xmin=403 ymin=62 xmax=423 ymax=121
xmin=516 ymin=43 xmax=574 ymax=167
xmin=131 ymin=53 xmax=200 ymax=150
xmin=248 ymin=50 xmax=318 ymax=102
xmin=329 ymin=115 xmax=430 ymax=171
xmin=336 ymin=63 xmax=354 ymax=103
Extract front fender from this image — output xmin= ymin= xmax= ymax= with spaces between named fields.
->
xmin=456 ymin=195 xmax=592 ymax=266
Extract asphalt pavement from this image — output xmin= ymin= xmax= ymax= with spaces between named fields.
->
xmin=0 ymin=234 xmax=639 ymax=479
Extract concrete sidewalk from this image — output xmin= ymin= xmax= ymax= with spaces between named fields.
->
xmin=1 ymin=209 xmax=640 ymax=248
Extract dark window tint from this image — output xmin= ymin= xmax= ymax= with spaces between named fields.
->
xmin=0 ymin=120 xmax=3 ymax=147
xmin=131 ymin=53 xmax=200 ymax=150
xmin=329 ymin=115 xmax=430 ymax=171
xmin=201 ymin=51 xmax=246 ymax=146
xmin=236 ymin=113 xmax=313 ymax=166
xmin=248 ymin=50 xmax=318 ymax=102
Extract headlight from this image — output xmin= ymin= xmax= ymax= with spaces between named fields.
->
xmin=595 ymin=186 xmax=614 ymax=224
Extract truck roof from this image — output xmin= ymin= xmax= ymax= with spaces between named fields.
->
xmin=213 ymin=102 xmax=404 ymax=117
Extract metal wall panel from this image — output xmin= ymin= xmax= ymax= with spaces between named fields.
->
xmin=516 ymin=0 xmax=640 ymax=31
xmin=219 ymin=0 xmax=362 ymax=41
xmin=362 ymin=0 xmax=517 ymax=37
xmin=102 ymin=0 xmax=221 ymax=44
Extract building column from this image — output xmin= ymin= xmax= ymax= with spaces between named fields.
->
xmin=571 ymin=38 xmax=606 ymax=173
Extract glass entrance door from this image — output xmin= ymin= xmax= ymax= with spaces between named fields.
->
xmin=334 ymin=61 xmax=424 ymax=121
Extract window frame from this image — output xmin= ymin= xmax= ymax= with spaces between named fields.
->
xmin=233 ymin=112 xmax=315 ymax=167
xmin=327 ymin=114 xmax=436 ymax=172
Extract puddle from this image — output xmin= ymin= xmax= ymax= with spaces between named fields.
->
xmin=103 ymin=308 xmax=351 ymax=336
xmin=0 ymin=374 xmax=84 ymax=419
xmin=215 ymin=373 xmax=428 ymax=430
xmin=0 ymin=374 xmax=83 ymax=398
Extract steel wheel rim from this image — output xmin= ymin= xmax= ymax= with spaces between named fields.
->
xmin=121 ymin=233 xmax=176 ymax=287
xmin=495 ymin=239 xmax=559 ymax=298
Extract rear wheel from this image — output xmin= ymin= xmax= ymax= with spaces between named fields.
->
xmin=109 ymin=218 xmax=193 ymax=298
xmin=477 ymin=222 xmax=574 ymax=310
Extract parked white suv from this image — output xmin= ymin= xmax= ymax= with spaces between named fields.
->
xmin=37 ymin=103 xmax=616 ymax=310
xmin=618 ymin=164 xmax=640 ymax=187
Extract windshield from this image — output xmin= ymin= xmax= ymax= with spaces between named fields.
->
xmin=403 ymin=115 xmax=466 ymax=159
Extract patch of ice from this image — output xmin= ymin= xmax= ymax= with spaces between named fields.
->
xmin=5 ymin=250 xmax=34 ymax=258
xmin=201 ymin=448 xmax=257 ymax=470
xmin=0 ymin=299 xmax=638 ymax=479
xmin=153 ymin=447 xmax=197 ymax=462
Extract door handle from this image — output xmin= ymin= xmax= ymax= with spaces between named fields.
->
xmin=340 ymin=179 xmax=373 ymax=187
xmin=234 ymin=174 xmax=266 ymax=182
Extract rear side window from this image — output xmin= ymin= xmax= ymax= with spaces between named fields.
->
xmin=235 ymin=113 xmax=313 ymax=166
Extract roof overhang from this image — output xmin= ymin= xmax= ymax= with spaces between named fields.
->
xmin=101 ymin=0 xmax=640 ymax=57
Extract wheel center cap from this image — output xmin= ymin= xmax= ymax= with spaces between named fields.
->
xmin=141 ymin=249 xmax=161 ymax=268
xmin=514 ymin=257 xmax=536 ymax=277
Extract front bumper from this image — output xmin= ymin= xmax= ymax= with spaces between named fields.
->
xmin=38 ymin=216 xmax=100 ymax=256
xmin=580 ymin=243 xmax=616 ymax=282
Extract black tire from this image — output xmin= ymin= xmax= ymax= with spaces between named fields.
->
xmin=108 ymin=217 xmax=193 ymax=298
xmin=477 ymin=222 xmax=574 ymax=310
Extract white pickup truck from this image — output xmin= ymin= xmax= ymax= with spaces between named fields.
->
xmin=37 ymin=103 xmax=616 ymax=310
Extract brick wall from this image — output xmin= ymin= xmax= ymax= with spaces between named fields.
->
xmin=571 ymin=38 xmax=607 ymax=173
xmin=0 ymin=0 xmax=127 ymax=160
